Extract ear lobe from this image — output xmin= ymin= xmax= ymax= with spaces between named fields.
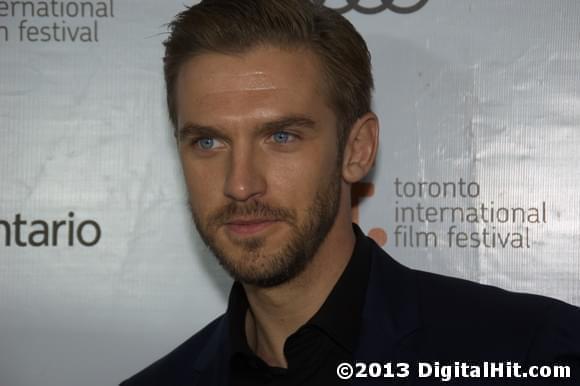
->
xmin=342 ymin=112 xmax=379 ymax=184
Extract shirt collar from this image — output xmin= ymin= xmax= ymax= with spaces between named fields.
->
xmin=306 ymin=223 xmax=371 ymax=351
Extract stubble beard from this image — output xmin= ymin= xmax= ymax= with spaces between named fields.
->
xmin=190 ymin=170 xmax=341 ymax=288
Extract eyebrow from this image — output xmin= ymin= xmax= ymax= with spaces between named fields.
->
xmin=178 ymin=124 xmax=221 ymax=143
xmin=259 ymin=115 xmax=316 ymax=133
xmin=178 ymin=115 xmax=316 ymax=143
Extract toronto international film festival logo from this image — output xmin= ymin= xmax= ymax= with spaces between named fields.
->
xmin=313 ymin=0 xmax=429 ymax=14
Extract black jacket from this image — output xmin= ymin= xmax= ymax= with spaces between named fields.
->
xmin=121 ymin=236 xmax=580 ymax=385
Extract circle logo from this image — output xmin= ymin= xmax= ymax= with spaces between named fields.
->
xmin=313 ymin=0 xmax=429 ymax=14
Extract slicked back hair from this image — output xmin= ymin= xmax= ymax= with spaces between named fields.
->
xmin=164 ymin=0 xmax=374 ymax=150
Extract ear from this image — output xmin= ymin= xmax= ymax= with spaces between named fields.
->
xmin=342 ymin=112 xmax=379 ymax=183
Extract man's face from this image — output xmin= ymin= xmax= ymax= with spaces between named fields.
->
xmin=176 ymin=46 xmax=343 ymax=287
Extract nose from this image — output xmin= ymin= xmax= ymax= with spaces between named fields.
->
xmin=223 ymin=145 xmax=266 ymax=202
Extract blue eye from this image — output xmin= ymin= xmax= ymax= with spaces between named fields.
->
xmin=272 ymin=131 xmax=292 ymax=144
xmin=197 ymin=137 xmax=215 ymax=150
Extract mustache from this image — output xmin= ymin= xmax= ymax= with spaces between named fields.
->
xmin=208 ymin=201 xmax=296 ymax=226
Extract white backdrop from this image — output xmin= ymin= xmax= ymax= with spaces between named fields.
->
xmin=1 ymin=1 xmax=579 ymax=385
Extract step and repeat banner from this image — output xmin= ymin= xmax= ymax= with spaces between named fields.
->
xmin=1 ymin=1 xmax=579 ymax=385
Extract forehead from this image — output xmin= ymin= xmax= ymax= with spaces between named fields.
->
xmin=175 ymin=46 xmax=329 ymax=125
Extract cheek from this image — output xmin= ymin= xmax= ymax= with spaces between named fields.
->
xmin=265 ymin=144 xmax=337 ymax=204
xmin=180 ymin=156 xmax=224 ymax=212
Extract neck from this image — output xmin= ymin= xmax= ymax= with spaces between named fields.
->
xmin=242 ymin=192 xmax=355 ymax=368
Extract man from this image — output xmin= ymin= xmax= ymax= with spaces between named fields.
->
xmin=121 ymin=1 xmax=580 ymax=385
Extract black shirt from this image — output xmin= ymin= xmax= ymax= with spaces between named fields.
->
xmin=227 ymin=225 xmax=372 ymax=385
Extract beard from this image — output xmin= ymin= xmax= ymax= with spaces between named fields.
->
xmin=190 ymin=170 xmax=341 ymax=288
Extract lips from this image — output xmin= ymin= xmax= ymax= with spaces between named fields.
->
xmin=224 ymin=218 xmax=279 ymax=236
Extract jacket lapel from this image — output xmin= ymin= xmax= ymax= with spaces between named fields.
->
xmin=353 ymin=242 xmax=422 ymax=385
xmin=191 ymin=313 xmax=231 ymax=386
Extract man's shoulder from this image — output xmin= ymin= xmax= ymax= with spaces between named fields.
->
xmin=368 ymin=243 xmax=580 ymax=360
xmin=374 ymin=246 xmax=580 ymax=367
xmin=120 ymin=315 xmax=226 ymax=386
xmin=417 ymin=269 xmax=580 ymax=367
